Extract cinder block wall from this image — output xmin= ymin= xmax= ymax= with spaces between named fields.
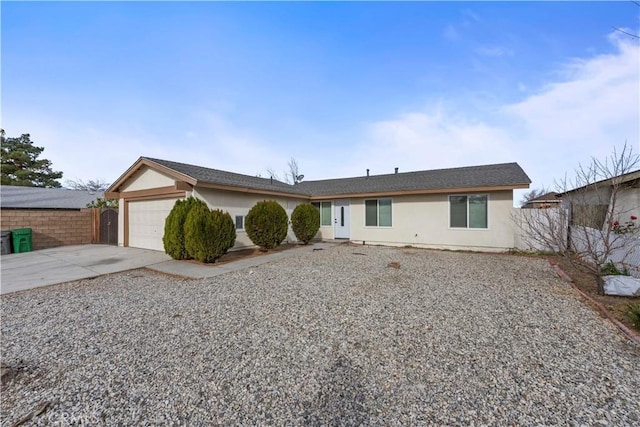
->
xmin=0 ymin=209 xmax=93 ymax=250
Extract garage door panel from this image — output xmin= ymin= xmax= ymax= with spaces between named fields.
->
xmin=128 ymin=198 xmax=179 ymax=251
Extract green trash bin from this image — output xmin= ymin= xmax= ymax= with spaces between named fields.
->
xmin=11 ymin=228 xmax=33 ymax=253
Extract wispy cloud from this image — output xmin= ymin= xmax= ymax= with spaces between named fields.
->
xmin=339 ymin=109 xmax=513 ymax=179
xmin=442 ymin=24 xmax=460 ymax=41
xmin=503 ymin=32 xmax=639 ymax=169
xmin=194 ymin=112 xmax=285 ymax=177
xmin=346 ymin=33 xmax=639 ymax=199
xmin=461 ymin=8 xmax=481 ymax=23
xmin=443 ymin=8 xmax=481 ymax=42
xmin=475 ymin=46 xmax=514 ymax=57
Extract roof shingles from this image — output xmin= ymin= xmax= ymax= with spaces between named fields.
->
xmin=0 ymin=186 xmax=103 ymax=209
xmin=142 ymin=157 xmax=531 ymax=197
xmin=297 ymin=163 xmax=531 ymax=196
xmin=145 ymin=158 xmax=307 ymax=196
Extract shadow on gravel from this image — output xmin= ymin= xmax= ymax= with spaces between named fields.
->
xmin=304 ymin=354 xmax=370 ymax=426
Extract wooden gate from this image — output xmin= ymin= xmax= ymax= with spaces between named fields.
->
xmin=91 ymin=208 xmax=118 ymax=245
xmin=100 ymin=209 xmax=118 ymax=245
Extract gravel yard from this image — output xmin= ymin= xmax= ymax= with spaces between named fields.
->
xmin=2 ymin=245 xmax=639 ymax=425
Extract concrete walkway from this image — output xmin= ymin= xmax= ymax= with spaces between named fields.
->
xmin=1 ymin=242 xmax=337 ymax=294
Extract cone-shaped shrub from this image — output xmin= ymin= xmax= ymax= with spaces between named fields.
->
xmin=182 ymin=199 xmax=210 ymax=261
xmin=245 ymin=200 xmax=288 ymax=250
xmin=184 ymin=202 xmax=236 ymax=263
xmin=207 ymin=209 xmax=237 ymax=260
xmin=291 ymin=203 xmax=320 ymax=244
xmin=163 ymin=197 xmax=201 ymax=260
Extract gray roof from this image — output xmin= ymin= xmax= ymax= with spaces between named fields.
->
xmin=526 ymin=192 xmax=560 ymax=203
xmin=144 ymin=157 xmax=530 ymax=197
xmin=559 ymin=169 xmax=640 ymax=196
xmin=145 ymin=157 xmax=309 ymax=196
xmin=0 ymin=185 xmax=104 ymax=209
xmin=297 ymin=162 xmax=531 ymax=196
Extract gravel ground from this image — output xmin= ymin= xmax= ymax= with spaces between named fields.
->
xmin=1 ymin=245 xmax=639 ymax=426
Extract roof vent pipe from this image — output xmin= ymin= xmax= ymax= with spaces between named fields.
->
xmin=270 ymin=176 xmax=273 ymax=185
xmin=395 ymin=167 xmax=398 ymax=174
xmin=366 ymin=169 xmax=370 ymax=177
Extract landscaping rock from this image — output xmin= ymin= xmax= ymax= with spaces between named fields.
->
xmin=0 ymin=362 xmax=16 ymax=386
xmin=1 ymin=246 xmax=639 ymax=425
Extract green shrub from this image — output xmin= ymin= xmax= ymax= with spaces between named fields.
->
xmin=627 ymin=303 xmax=640 ymax=331
xmin=206 ymin=209 xmax=236 ymax=261
xmin=163 ymin=197 xmax=202 ymax=260
xmin=291 ymin=203 xmax=320 ymax=244
xmin=182 ymin=199 xmax=210 ymax=261
xmin=184 ymin=202 xmax=236 ymax=263
xmin=601 ymin=261 xmax=629 ymax=276
xmin=245 ymin=200 xmax=289 ymax=250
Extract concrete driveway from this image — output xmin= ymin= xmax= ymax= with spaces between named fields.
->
xmin=0 ymin=244 xmax=171 ymax=294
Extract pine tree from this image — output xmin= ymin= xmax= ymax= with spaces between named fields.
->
xmin=1 ymin=129 xmax=63 ymax=187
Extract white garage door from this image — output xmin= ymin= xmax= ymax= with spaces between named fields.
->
xmin=128 ymin=198 xmax=180 ymax=251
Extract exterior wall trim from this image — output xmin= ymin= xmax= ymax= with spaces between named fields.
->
xmin=308 ymin=184 xmax=529 ymax=200
xmin=116 ymin=186 xmax=187 ymax=201
xmin=195 ymin=181 xmax=307 ymax=198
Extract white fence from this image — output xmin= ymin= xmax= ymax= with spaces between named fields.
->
xmin=513 ymin=207 xmax=569 ymax=252
xmin=513 ymin=208 xmax=640 ymax=278
xmin=570 ymin=226 xmax=640 ymax=278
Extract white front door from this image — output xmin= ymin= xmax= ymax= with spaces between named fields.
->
xmin=334 ymin=199 xmax=350 ymax=239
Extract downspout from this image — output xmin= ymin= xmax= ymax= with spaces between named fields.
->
xmin=566 ymin=201 xmax=573 ymax=253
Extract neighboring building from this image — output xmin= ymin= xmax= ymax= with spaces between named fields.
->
xmin=0 ymin=186 xmax=105 ymax=250
xmin=0 ymin=185 xmax=103 ymax=209
xmin=521 ymin=192 xmax=561 ymax=209
xmin=559 ymin=169 xmax=640 ymax=229
xmin=557 ymin=169 xmax=640 ymax=278
xmin=106 ymin=157 xmax=531 ymax=253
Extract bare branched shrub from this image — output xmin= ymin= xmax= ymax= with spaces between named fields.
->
xmin=515 ymin=144 xmax=639 ymax=294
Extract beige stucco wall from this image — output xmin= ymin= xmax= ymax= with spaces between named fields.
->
xmin=317 ymin=224 xmax=335 ymax=240
xmin=347 ymin=190 xmax=516 ymax=251
xmin=118 ymin=199 xmax=125 ymax=246
xmin=120 ymin=166 xmax=176 ymax=192
xmin=193 ymin=187 xmax=307 ymax=249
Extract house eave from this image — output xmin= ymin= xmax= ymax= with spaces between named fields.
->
xmin=106 ymin=157 xmax=198 ymax=194
xmin=558 ymin=169 xmax=640 ymax=196
xmin=308 ymin=184 xmax=530 ymax=200
xmin=194 ymin=181 xmax=309 ymax=199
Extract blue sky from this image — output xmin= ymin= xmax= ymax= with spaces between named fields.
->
xmin=2 ymin=1 xmax=639 ymax=202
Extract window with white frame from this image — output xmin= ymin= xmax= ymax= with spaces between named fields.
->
xmin=235 ymin=215 xmax=245 ymax=230
xmin=365 ymin=198 xmax=392 ymax=227
xmin=312 ymin=201 xmax=332 ymax=226
xmin=449 ymin=195 xmax=488 ymax=228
